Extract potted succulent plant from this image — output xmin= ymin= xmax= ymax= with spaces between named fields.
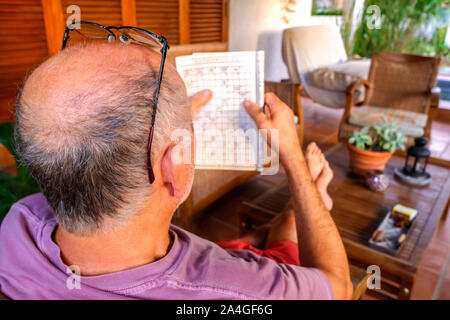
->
xmin=347 ymin=123 xmax=407 ymax=176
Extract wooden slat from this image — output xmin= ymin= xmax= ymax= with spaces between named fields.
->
xmin=42 ymin=0 xmax=64 ymax=55
xmin=136 ymin=0 xmax=179 ymax=45
xmin=0 ymin=0 xmax=49 ymax=122
xmin=121 ymin=0 xmax=136 ymax=25
xmin=61 ymin=0 xmax=122 ymax=27
xmin=221 ymin=0 xmax=228 ymax=43
xmin=178 ymin=0 xmax=190 ymax=44
xmin=189 ymin=0 xmax=223 ymax=44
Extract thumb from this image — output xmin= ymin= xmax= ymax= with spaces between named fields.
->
xmin=244 ymin=100 xmax=267 ymax=128
xmin=190 ymin=89 xmax=213 ymax=116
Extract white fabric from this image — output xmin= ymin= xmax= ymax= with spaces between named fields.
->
xmin=282 ymin=25 xmax=370 ymax=109
xmin=256 ymin=31 xmax=290 ymax=82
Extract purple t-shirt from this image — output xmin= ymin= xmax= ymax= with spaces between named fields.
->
xmin=0 ymin=193 xmax=334 ymax=299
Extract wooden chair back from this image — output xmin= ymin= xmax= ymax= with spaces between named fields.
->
xmin=364 ymin=52 xmax=440 ymax=114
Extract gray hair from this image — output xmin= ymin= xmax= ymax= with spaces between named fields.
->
xmin=15 ymin=47 xmax=191 ymax=235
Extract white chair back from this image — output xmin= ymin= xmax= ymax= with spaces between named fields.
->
xmin=282 ymin=24 xmax=348 ymax=84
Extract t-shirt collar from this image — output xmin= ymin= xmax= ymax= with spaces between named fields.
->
xmin=40 ymin=220 xmax=184 ymax=292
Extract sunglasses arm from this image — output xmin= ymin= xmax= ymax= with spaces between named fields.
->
xmin=61 ymin=26 xmax=71 ymax=49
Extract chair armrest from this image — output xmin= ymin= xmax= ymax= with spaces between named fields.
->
xmin=343 ymin=79 xmax=371 ymax=119
xmin=345 ymin=79 xmax=371 ymax=96
xmin=430 ymin=87 xmax=440 ymax=109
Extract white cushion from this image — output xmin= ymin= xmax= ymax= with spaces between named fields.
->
xmin=309 ymin=59 xmax=370 ymax=92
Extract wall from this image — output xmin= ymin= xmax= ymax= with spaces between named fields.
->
xmin=228 ymin=0 xmax=312 ymax=81
xmin=228 ymin=0 xmax=364 ymax=82
xmin=229 ymin=0 xmax=311 ymax=52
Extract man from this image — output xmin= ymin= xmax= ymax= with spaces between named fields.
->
xmin=0 ymin=43 xmax=352 ymax=299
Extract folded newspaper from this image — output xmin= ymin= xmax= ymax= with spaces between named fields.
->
xmin=176 ymin=51 xmax=269 ymax=171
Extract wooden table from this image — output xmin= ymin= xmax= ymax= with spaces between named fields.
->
xmin=239 ymin=143 xmax=450 ymax=299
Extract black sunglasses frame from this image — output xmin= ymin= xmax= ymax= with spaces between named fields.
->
xmin=62 ymin=21 xmax=169 ymax=184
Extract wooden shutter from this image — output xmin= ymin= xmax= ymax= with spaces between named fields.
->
xmin=0 ymin=0 xmax=48 ymax=122
xmin=189 ymin=0 xmax=224 ymax=44
xmin=136 ymin=0 xmax=179 ymax=45
xmin=61 ymin=0 xmax=122 ymax=27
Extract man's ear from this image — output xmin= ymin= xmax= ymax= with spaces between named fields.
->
xmin=160 ymin=142 xmax=192 ymax=199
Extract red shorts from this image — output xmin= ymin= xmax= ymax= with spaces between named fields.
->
xmin=216 ymin=239 xmax=300 ymax=266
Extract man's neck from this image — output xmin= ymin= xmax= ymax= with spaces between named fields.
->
xmin=54 ymin=204 xmax=174 ymax=276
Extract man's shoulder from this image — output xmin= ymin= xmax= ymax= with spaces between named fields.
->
xmin=166 ymin=225 xmax=266 ymax=299
xmin=167 ymin=224 xmax=333 ymax=300
xmin=3 ymin=193 xmax=55 ymax=227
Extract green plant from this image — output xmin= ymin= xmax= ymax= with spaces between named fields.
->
xmin=373 ymin=123 xmax=408 ymax=153
xmin=0 ymin=122 xmax=40 ymax=222
xmin=348 ymin=126 xmax=373 ymax=150
xmin=311 ymin=9 xmax=343 ymax=16
xmin=345 ymin=0 xmax=449 ymax=59
xmin=348 ymin=123 xmax=407 ymax=153
xmin=311 ymin=0 xmax=344 ymax=16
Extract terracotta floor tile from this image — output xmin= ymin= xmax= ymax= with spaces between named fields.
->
xmin=435 ymin=209 xmax=450 ymax=244
xmin=437 ymin=277 xmax=450 ymax=300
xmin=430 ymin=121 xmax=450 ymax=142
xmin=410 ymin=268 xmax=441 ymax=299
xmin=419 ymin=238 xmax=450 ymax=273
xmin=429 ymin=139 xmax=448 ymax=158
xmin=435 ymin=259 xmax=450 ymax=300
xmin=439 ymin=144 xmax=450 ymax=161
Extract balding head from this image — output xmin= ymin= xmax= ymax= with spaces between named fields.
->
xmin=15 ymin=43 xmax=192 ymax=235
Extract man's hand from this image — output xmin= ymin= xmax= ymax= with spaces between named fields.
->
xmin=244 ymin=93 xmax=301 ymax=166
xmin=246 ymin=93 xmax=352 ymax=299
xmin=189 ymin=89 xmax=213 ymax=117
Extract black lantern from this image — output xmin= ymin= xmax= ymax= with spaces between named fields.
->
xmin=394 ymin=137 xmax=431 ymax=186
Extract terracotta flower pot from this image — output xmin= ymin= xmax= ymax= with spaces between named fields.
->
xmin=347 ymin=143 xmax=392 ymax=176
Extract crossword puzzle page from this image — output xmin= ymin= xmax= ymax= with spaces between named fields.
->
xmin=176 ymin=51 xmax=264 ymax=171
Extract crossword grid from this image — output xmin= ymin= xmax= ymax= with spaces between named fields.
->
xmin=181 ymin=59 xmax=260 ymax=169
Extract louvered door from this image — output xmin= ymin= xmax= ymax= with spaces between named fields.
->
xmin=0 ymin=0 xmax=48 ymax=121
xmin=0 ymin=0 xmax=229 ymax=122
xmin=62 ymin=0 xmax=122 ymax=27
xmin=190 ymin=0 xmax=225 ymax=43
xmin=136 ymin=0 xmax=179 ymax=45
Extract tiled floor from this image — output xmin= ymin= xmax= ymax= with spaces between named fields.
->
xmin=175 ymin=97 xmax=450 ymax=300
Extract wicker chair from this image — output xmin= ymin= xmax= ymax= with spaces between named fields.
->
xmin=338 ymin=52 xmax=441 ymax=145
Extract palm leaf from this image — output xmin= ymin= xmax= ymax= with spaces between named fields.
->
xmin=0 ymin=122 xmax=40 ymax=221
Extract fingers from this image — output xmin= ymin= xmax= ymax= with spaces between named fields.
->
xmin=264 ymin=92 xmax=281 ymax=105
xmin=264 ymin=92 xmax=282 ymax=110
xmin=190 ymin=89 xmax=213 ymax=117
xmin=264 ymin=92 xmax=291 ymax=118
xmin=244 ymin=100 xmax=268 ymax=128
